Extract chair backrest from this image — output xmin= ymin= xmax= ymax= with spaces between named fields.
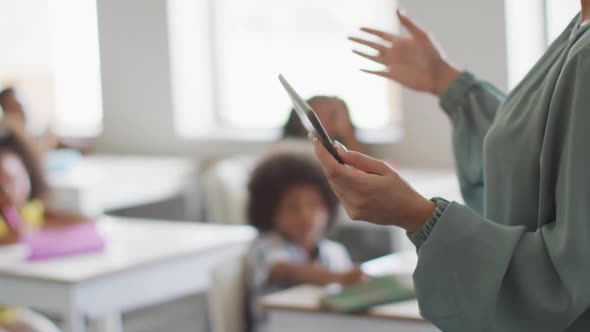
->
xmin=201 ymin=141 xmax=314 ymax=225
xmin=202 ymin=156 xmax=256 ymax=225
xmin=208 ymin=255 xmax=247 ymax=332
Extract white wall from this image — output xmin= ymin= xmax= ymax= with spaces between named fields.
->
xmin=95 ymin=0 xmax=270 ymax=157
xmin=94 ymin=0 xmax=509 ymax=168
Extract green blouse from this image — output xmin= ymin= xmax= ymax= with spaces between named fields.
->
xmin=413 ymin=14 xmax=590 ymax=331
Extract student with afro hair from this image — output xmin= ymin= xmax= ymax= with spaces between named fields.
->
xmin=245 ymin=152 xmax=364 ymax=332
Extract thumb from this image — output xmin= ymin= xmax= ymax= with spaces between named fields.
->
xmin=334 ymin=141 xmax=390 ymax=175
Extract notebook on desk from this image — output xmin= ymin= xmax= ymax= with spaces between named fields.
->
xmin=1 ymin=206 xmax=105 ymax=261
xmin=320 ymin=275 xmax=415 ymax=313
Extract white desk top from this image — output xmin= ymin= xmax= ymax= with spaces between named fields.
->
xmin=361 ymin=250 xmax=417 ymax=277
xmin=48 ymin=155 xmax=198 ymax=213
xmin=261 ymin=251 xmax=424 ymax=322
xmin=0 ymin=217 xmax=256 ymax=283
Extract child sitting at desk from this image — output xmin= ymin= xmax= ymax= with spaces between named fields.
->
xmin=245 ymin=152 xmax=364 ymax=332
xmin=0 ymin=123 xmax=87 ymax=332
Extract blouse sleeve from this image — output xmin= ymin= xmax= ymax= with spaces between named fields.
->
xmin=414 ymin=48 xmax=590 ymax=331
xmin=440 ymin=72 xmax=506 ymax=214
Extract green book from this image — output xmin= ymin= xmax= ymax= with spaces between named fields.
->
xmin=320 ymin=275 xmax=415 ymax=313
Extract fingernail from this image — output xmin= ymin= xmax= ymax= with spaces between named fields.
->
xmin=398 ymin=8 xmax=407 ymax=16
xmin=308 ymin=132 xmax=314 ymax=141
xmin=334 ymin=140 xmax=348 ymax=152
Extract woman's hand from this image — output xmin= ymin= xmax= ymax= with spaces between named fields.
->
xmin=311 ymin=136 xmax=435 ymax=232
xmin=349 ymin=9 xmax=460 ymax=96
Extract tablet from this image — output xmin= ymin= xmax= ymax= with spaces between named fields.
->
xmin=278 ymin=75 xmax=345 ymax=165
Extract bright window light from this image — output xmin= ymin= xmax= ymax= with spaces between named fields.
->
xmin=505 ymin=0 xmax=581 ymax=89
xmin=168 ymin=0 xmax=400 ymax=135
xmin=504 ymin=0 xmax=546 ymax=88
xmin=213 ymin=0 xmax=398 ymax=129
xmin=48 ymin=0 xmax=103 ymax=137
xmin=167 ymin=0 xmax=215 ymax=137
xmin=545 ymin=0 xmax=580 ymax=43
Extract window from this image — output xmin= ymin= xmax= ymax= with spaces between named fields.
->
xmin=48 ymin=0 xmax=103 ymax=137
xmin=545 ymin=0 xmax=581 ymax=43
xmin=167 ymin=0 xmax=216 ymax=137
xmin=168 ymin=0 xmax=400 ymax=137
xmin=504 ymin=0 xmax=581 ymax=88
xmin=0 ymin=0 xmax=102 ymax=137
xmin=504 ymin=0 xmax=547 ymax=88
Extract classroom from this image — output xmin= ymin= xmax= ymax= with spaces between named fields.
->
xmin=0 ymin=0 xmax=588 ymax=331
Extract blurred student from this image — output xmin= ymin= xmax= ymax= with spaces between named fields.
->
xmin=0 ymin=123 xmax=88 ymax=332
xmin=245 ymin=152 xmax=364 ymax=332
xmin=282 ymin=96 xmax=366 ymax=153
xmin=0 ymin=87 xmax=89 ymax=155
xmin=0 ymin=88 xmax=27 ymax=133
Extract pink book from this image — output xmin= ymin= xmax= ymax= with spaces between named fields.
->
xmin=22 ymin=222 xmax=106 ymax=261
xmin=1 ymin=207 xmax=106 ymax=261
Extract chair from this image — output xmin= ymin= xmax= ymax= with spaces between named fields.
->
xmin=201 ymin=140 xmax=313 ymax=225
xmin=208 ymin=255 xmax=248 ymax=332
xmin=202 ymin=156 xmax=256 ymax=225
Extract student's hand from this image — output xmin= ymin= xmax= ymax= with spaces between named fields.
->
xmin=349 ymin=9 xmax=460 ymax=97
xmin=0 ymin=187 xmax=22 ymax=245
xmin=311 ymin=136 xmax=435 ymax=232
xmin=338 ymin=267 xmax=367 ymax=286
xmin=44 ymin=210 xmax=91 ymax=229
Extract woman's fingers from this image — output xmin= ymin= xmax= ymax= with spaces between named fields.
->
xmin=310 ymin=135 xmax=344 ymax=177
xmin=340 ymin=151 xmax=391 ymax=176
xmin=397 ymin=9 xmax=426 ymax=38
xmin=348 ymin=37 xmax=387 ymax=53
xmin=360 ymin=69 xmax=390 ymax=79
xmin=352 ymin=50 xmax=385 ymax=64
xmin=310 ymin=135 xmax=367 ymax=183
xmin=359 ymin=27 xmax=395 ymax=41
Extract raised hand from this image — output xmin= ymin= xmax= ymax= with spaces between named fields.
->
xmin=349 ymin=9 xmax=460 ymax=96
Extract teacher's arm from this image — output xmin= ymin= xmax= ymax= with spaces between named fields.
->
xmin=350 ymin=9 xmax=506 ymax=213
xmin=312 ymin=47 xmax=590 ymax=332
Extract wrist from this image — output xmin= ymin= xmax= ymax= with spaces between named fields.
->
xmin=403 ymin=197 xmax=436 ymax=233
xmin=407 ymin=198 xmax=449 ymax=248
xmin=431 ymin=62 xmax=461 ymax=97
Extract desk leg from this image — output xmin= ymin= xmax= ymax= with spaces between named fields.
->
xmin=183 ymin=175 xmax=202 ymax=221
xmin=94 ymin=313 xmax=123 ymax=332
xmin=62 ymin=309 xmax=86 ymax=332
